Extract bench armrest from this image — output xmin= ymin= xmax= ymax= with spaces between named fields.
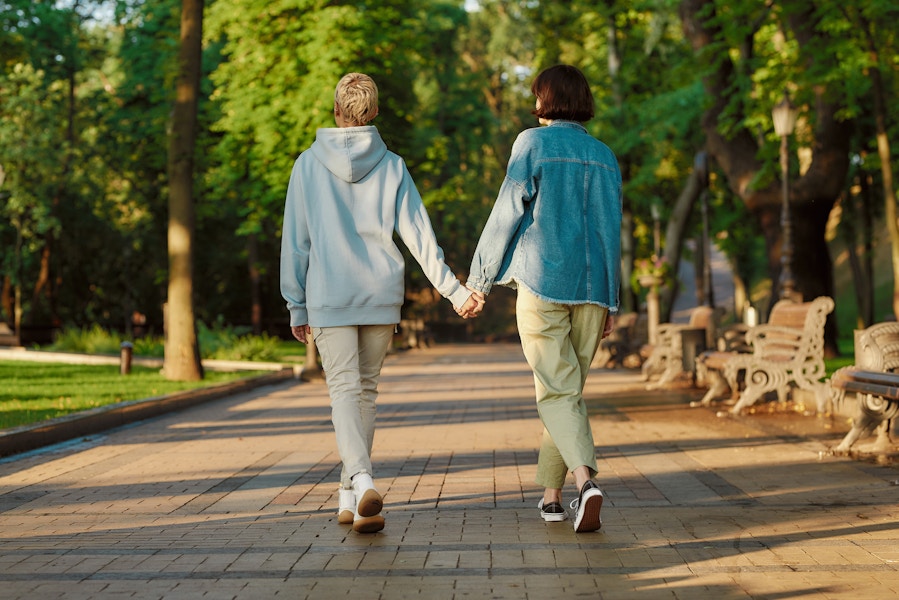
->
xmin=745 ymin=324 xmax=803 ymax=347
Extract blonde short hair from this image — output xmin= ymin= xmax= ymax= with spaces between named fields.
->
xmin=334 ymin=73 xmax=379 ymax=126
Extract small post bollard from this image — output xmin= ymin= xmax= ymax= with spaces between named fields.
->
xmin=120 ymin=341 xmax=134 ymax=375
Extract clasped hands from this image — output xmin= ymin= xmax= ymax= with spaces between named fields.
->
xmin=455 ymin=286 xmax=486 ymax=319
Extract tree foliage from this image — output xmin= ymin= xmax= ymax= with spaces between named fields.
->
xmin=1 ymin=0 xmax=897 ymax=345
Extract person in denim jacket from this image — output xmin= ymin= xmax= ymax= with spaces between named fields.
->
xmin=467 ymin=64 xmax=622 ymax=532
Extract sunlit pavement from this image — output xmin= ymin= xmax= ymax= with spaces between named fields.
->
xmin=0 ymin=343 xmax=896 ymax=599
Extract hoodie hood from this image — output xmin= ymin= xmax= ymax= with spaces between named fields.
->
xmin=309 ymin=126 xmax=388 ymax=183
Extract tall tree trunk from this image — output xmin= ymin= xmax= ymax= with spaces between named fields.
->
xmin=660 ymin=168 xmax=703 ymax=322
xmin=841 ymin=189 xmax=870 ymax=329
xmin=1 ymin=276 xmax=11 ymax=327
xmin=858 ymin=16 xmax=899 ymax=320
xmin=860 ymin=173 xmax=875 ymax=325
xmin=620 ymin=210 xmax=635 ymax=314
xmin=0 ymin=167 xmax=9 ymax=326
xmin=840 ymin=169 xmax=876 ymax=328
xmin=164 ymin=0 xmax=204 ymax=381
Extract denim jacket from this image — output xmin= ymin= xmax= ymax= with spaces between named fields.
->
xmin=467 ymin=120 xmax=622 ymax=312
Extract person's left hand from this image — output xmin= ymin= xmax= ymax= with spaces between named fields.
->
xmin=291 ymin=324 xmax=312 ymax=343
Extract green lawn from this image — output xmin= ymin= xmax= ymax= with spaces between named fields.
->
xmin=0 ymin=362 xmax=266 ymax=430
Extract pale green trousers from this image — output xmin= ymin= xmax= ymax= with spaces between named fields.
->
xmin=516 ymin=288 xmax=608 ymax=489
xmin=312 ymin=324 xmax=395 ymax=489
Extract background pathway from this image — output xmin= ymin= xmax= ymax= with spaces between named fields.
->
xmin=0 ymin=343 xmax=896 ymax=599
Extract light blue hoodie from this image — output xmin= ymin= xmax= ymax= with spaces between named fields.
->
xmin=280 ymin=126 xmax=471 ymax=328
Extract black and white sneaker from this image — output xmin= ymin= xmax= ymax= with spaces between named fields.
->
xmin=570 ymin=481 xmax=603 ymax=532
xmin=537 ymin=498 xmax=568 ymax=522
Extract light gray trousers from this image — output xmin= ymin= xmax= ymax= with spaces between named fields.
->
xmin=312 ymin=324 xmax=394 ymax=489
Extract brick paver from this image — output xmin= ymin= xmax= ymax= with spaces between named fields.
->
xmin=0 ymin=343 xmax=897 ymax=599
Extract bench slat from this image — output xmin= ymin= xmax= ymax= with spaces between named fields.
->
xmin=831 ymin=369 xmax=899 ymax=401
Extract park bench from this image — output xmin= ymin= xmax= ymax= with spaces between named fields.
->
xmin=0 ymin=323 xmax=19 ymax=347
xmin=829 ymin=322 xmax=899 ymax=453
xmin=694 ymin=296 xmax=834 ymax=415
xmin=593 ymin=312 xmax=642 ymax=368
xmin=642 ymin=305 xmax=718 ymax=387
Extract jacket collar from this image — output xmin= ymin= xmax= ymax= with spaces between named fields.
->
xmin=547 ymin=120 xmax=587 ymax=133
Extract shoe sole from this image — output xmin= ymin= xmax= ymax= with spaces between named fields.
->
xmin=541 ymin=512 xmax=567 ymax=522
xmin=337 ymin=509 xmax=354 ymax=524
xmin=353 ymin=515 xmax=385 ymax=533
xmin=356 ymin=488 xmax=383 ymax=517
xmin=574 ymin=492 xmax=603 ymax=532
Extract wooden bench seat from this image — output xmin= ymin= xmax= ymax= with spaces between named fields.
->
xmin=695 ymin=296 xmax=834 ymax=415
xmin=593 ymin=312 xmax=642 ymax=369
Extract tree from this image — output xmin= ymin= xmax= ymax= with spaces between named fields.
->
xmin=0 ymin=62 xmax=63 ymax=335
xmin=680 ymin=0 xmax=854 ymax=352
xmin=527 ymin=1 xmax=704 ymax=319
xmin=163 ymin=0 xmax=204 ymax=381
xmin=204 ymin=0 xmax=499 ymax=332
xmin=0 ymin=1 xmax=83 ymax=331
xmin=845 ymin=4 xmax=899 ymax=320
xmin=11 ymin=0 xmax=896 ymax=349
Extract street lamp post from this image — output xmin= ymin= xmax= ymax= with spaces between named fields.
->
xmin=772 ymin=92 xmax=799 ymax=301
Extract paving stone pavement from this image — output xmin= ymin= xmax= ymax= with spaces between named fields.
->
xmin=0 ymin=343 xmax=897 ymax=599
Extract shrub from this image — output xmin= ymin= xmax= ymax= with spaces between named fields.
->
xmin=48 ymin=324 xmax=128 ymax=355
xmin=46 ymin=322 xmax=280 ymax=362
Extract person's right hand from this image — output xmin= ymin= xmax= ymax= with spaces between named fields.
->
xmin=602 ymin=315 xmax=615 ymax=339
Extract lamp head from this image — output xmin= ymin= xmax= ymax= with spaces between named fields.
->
xmin=772 ymin=92 xmax=798 ymax=137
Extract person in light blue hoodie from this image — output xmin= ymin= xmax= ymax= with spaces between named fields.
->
xmin=281 ymin=73 xmax=483 ymax=534
xmin=467 ymin=65 xmax=622 ymax=533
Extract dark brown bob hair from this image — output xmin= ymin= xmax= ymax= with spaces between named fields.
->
xmin=531 ymin=64 xmax=595 ymax=123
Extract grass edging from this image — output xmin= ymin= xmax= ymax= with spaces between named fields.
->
xmin=0 ymin=346 xmax=292 ymax=372
xmin=0 ymin=367 xmax=298 ymax=458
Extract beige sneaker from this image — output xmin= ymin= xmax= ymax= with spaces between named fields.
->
xmin=352 ymin=473 xmax=383 ymax=518
xmin=351 ymin=473 xmax=384 ymax=533
xmin=353 ymin=514 xmax=385 ymax=533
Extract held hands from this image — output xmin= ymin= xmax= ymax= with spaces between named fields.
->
xmin=455 ymin=287 xmax=486 ymax=319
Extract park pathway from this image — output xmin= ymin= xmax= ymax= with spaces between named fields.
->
xmin=0 ymin=343 xmax=896 ymax=599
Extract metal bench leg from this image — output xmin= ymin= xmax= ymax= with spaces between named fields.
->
xmin=641 ymin=352 xmax=661 ymax=381
xmin=730 ymin=373 xmax=775 ymax=414
xmin=871 ymin=420 xmax=894 ymax=453
xmin=698 ymin=370 xmax=730 ymax=406
xmin=834 ymin=393 xmax=899 ymax=453
xmin=813 ymin=382 xmax=831 ymax=415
